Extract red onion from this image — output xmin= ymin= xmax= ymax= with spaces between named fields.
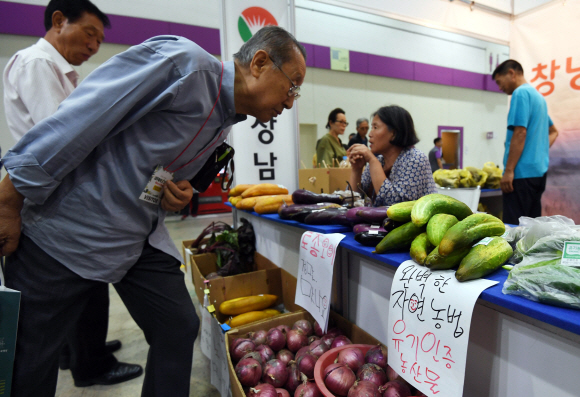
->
xmin=308 ymin=339 xmax=330 ymax=358
xmin=275 ymin=349 xmax=294 ymax=366
xmin=296 ymin=352 xmax=318 ymax=379
xmin=330 ymin=335 xmax=352 ymax=349
xmin=320 ymin=334 xmax=335 ymax=348
xmin=249 ymin=330 xmax=268 ymax=346
xmin=295 ymin=374 xmax=322 ymax=397
xmin=262 ymin=359 xmax=288 ymax=388
xmin=308 ymin=335 xmax=320 ymax=344
xmin=356 ymin=364 xmax=387 ymax=387
xmin=292 ymin=319 xmax=313 ymax=336
xmin=323 ymin=363 xmax=356 ymax=396
xmin=266 ymin=328 xmax=286 ymax=352
xmin=365 ymin=345 xmax=388 ymax=369
xmin=386 ymin=366 xmax=399 ymax=382
xmin=275 ymin=388 xmax=290 ymax=397
xmin=247 ymin=383 xmax=278 ymax=397
xmin=235 ymin=357 xmax=262 ymax=387
xmin=286 ymin=329 xmax=308 ymax=353
xmin=348 ymin=380 xmax=381 ymax=397
xmin=313 ymin=321 xmax=324 ymax=337
xmin=337 ymin=347 xmax=365 ymax=373
xmin=276 ymin=324 xmax=291 ymax=334
xmin=284 ymin=363 xmax=301 ymax=393
xmin=242 ymin=351 xmax=264 ymax=366
xmin=255 ymin=344 xmax=275 ymax=364
xmin=326 ymin=327 xmax=344 ymax=337
xmin=379 ymin=380 xmax=412 ymax=397
xmin=231 ymin=338 xmax=256 ymax=362
xmin=295 ymin=346 xmax=310 ymax=360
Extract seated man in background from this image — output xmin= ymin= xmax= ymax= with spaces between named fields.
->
xmin=2 ymin=0 xmax=142 ymax=388
xmin=0 ymin=25 xmax=306 ymax=397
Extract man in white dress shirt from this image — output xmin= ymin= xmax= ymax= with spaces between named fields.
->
xmin=3 ymin=0 xmax=142 ymax=388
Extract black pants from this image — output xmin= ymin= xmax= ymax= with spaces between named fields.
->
xmin=5 ymin=234 xmax=199 ymax=397
xmin=503 ymin=174 xmax=547 ymax=225
xmin=62 ymin=282 xmax=117 ymax=381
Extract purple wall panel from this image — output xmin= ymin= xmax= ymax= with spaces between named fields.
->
xmin=168 ymin=23 xmax=221 ymax=55
xmin=300 ymin=43 xmax=316 ymax=68
xmin=106 ymin=14 xmax=170 ymax=46
xmin=368 ymin=54 xmax=414 ymax=80
xmin=313 ymin=44 xmax=330 ymax=70
xmin=453 ymin=69 xmax=485 ymax=90
xmin=484 ymin=74 xmax=503 ymax=93
xmin=0 ymin=2 xmax=45 ymax=37
xmin=349 ymin=51 xmax=369 ymax=74
xmin=414 ymin=62 xmax=453 ymax=86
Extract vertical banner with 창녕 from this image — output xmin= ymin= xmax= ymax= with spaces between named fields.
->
xmin=294 ymin=232 xmax=345 ymax=333
xmin=220 ymin=0 xmax=300 ymax=192
xmin=388 ymin=261 xmax=497 ymax=397
xmin=511 ymin=2 xmax=580 ymax=223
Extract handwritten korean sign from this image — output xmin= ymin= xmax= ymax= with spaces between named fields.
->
xmin=295 ymin=231 xmax=345 ymax=333
xmin=388 ymin=261 xmax=497 ymax=397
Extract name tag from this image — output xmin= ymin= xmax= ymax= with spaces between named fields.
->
xmin=139 ymin=165 xmax=174 ymax=205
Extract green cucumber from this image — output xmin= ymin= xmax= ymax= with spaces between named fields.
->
xmin=386 ymin=200 xmax=416 ymax=223
xmin=426 ymin=214 xmax=459 ymax=246
xmin=439 ymin=213 xmax=505 ymax=256
xmin=374 ymin=221 xmax=425 ymax=254
xmin=455 ymin=237 xmax=513 ymax=281
xmin=411 ymin=194 xmax=473 ymax=227
xmin=410 ymin=233 xmax=434 ymax=265
xmin=424 ymin=245 xmax=471 ymax=270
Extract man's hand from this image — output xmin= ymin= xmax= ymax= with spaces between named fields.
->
xmin=501 ymin=169 xmax=515 ymax=193
xmin=161 ymin=180 xmax=194 ymax=212
xmin=0 ymin=176 xmax=24 ymax=256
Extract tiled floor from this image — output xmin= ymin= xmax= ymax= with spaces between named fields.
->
xmin=55 ymin=212 xmax=234 ymax=397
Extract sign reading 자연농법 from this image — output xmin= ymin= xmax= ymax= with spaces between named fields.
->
xmin=294 ymin=231 xmax=345 ymax=334
xmin=388 ymin=261 xmax=497 ymax=396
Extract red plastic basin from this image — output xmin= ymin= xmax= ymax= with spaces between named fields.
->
xmin=313 ymin=344 xmax=375 ymax=397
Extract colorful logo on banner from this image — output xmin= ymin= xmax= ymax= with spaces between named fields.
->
xmin=238 ymin=7 xmax=277 ymax=42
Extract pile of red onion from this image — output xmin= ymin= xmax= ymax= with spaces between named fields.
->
xmin=322 ymin=344 xmax=422 ymax=397
xmin=232 ymin=319 xmax=328 ymax=396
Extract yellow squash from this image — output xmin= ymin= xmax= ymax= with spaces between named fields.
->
xmin=219 ymin=294 xmax=278 ymax=315
xmin=235 ymin=197 xmax=259 ymax=210
xmin=241 ymin=183 xmax=289 ymax=198
xmin=229 ymin=184 xmax=255 ymax=197
xmin=227 ymin=309 xmax=281 ymax=328
xmin=254 ymin=195 xmax=293 ymax=214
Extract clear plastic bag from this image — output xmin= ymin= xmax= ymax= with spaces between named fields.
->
xmin=502 ymin=216 xmax=580 ymax=309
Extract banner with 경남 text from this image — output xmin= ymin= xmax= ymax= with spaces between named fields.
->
xmin=510 ymin=2 xmax=580 ymax=223
xmin=220 ymin=0 xmax=299 ymax=192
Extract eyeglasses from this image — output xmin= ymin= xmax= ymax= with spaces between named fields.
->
xmin=269 ymin=55 xmax=301 ymax=100
xmin=335 ymin=121 xmax=349 ymax=126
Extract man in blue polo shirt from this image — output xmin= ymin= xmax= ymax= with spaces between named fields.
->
xmin=493 ymin=59 xmax=559 ymax=224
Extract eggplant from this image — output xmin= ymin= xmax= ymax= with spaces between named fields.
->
xmin=303 ymin=208 xmax=348 ymax=225
xmin=354 ymin=231 xmax=390 ymax=246
xmin=292 ymin=189 xmax=344 ymax=205
xmin=382 ymin=217 xmax=403 ymax=232
xmin=346 ymin=207 xmax=372 ymax=224
xmin=353 ymin=224 xmax=386 ymax=234
xmin=356 ymin=206 xmax=389 ymax=224
xmin=329 ymin=210 xmax=353 ymax=226
xmin=278 ymin=203 xmax=342 ymax=220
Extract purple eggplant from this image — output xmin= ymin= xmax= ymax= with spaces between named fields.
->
xmin=382 ymin=217 xmax=403 ymax=232
xmin=329 ymin=210 xmax=353 ymax=226
xmin=355 ymin=231 xmax=389 ymax=246
xmin=346 ymin=207 xmax=373 ymax=224
xmin=355 ymin=206 xmax=389 ymax=223
xmin=278 ymin=203 xmax=341 ymax=220
xmin=353 ymin=224 xmax=386 ymax=234
xmin=303 ymin=208 xmax=348 ymax=225
xmin=292 ymin=189 xmax=344 ymax=205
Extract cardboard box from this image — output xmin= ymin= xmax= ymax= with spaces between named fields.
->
xmin=190 ymin=251 xmax=302 ymax=319
xmin=299 ymin=168 xmax=351 ymax=194
xmin=225 ymin=310 xmax=382 ymax=397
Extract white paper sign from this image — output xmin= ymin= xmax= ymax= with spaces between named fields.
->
xmin=210 ymin=314 xmax=230 ymax=397
xmin=294 ymin=231 xmax=345 ymax=333
xmin=199 ymin=302 xmax=212 ymax=359
xmin=388 ymin=261 xmax=498 ymax=397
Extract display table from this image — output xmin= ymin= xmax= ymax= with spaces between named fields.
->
xmin=230 ymin=204 xmax=580 ymax=396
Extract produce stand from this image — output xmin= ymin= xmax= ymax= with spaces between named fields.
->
xmin=228 ymin=203 xmax=580 ymax=396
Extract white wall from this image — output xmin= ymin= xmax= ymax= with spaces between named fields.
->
xmin=299 ymin=68 xmax=507 ymax=169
